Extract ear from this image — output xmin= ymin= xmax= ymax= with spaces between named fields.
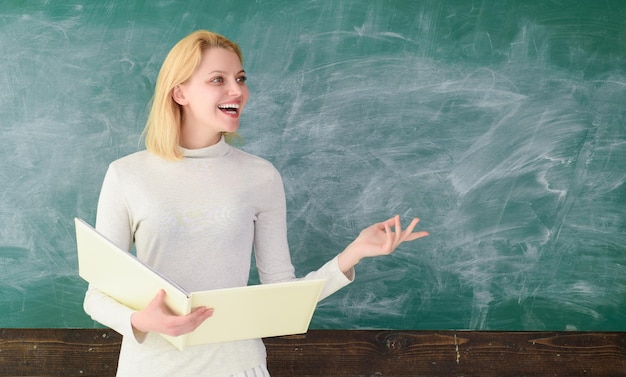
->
xmin=171 ymin=85 xmax=188 ymax=105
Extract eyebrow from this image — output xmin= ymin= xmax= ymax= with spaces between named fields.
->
xmin=207 ymin=69 xmax=246 ymax=75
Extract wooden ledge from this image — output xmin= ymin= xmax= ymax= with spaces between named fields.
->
xmin=1 ymin=329 xmax=624 ymax=376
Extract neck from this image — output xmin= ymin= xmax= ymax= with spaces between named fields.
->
xmin=179 ymin=127 xmax=222 ymax=149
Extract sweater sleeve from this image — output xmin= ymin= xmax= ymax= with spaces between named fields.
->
xmin=302 ymin=256 xmax=354 ymax=301
xmin=83 ymin=284 xmax=139 ymax=339
xmin=82 ymin=164 xmax=143 ymax=343
xmin=252 ymin=168 xmax=296 ymax=283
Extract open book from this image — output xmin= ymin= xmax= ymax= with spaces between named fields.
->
xmin=75 ymin=218 xmax=325 ymax=351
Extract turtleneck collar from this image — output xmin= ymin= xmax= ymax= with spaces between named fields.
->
xmin=179 ymin=136 xmax=231 ymax=159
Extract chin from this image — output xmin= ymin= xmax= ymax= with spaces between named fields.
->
xmin=222 ymin=124 xmax=241 ymax=133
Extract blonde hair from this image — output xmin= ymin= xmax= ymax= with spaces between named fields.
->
xmin=143 ymin=30 xmax=243 ymax=160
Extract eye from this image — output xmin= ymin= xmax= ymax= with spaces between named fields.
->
xmin=210 ymin=76 xmax=224 ymax=84
xmin=237 ymin=75 xmax=247 ymax=84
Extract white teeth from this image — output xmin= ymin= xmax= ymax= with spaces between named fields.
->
xmin=218 ymin=103 xmax=240 ymax=109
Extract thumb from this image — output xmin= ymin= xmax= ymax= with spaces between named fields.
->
xmin=149 ymin=289 xmax=167 ymax=308
xmin=155 ymin=289 xmax=166 ymax=300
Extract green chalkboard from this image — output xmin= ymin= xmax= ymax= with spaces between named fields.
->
xmin=1 ymin=0 xmax=625 ymax=331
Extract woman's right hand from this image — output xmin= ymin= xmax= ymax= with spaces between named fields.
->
xmin=130 ymin=289 xmax=214 ymax=337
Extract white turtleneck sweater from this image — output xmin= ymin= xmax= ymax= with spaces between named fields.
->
xmin=83 ymin=137 xmax=353 ymax=376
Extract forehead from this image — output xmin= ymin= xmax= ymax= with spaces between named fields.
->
xmin=197 ymin=47 xmax=243 ymax=72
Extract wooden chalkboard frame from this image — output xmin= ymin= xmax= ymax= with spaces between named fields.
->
xmin=0 ymin=329 xmax=624 ymax=376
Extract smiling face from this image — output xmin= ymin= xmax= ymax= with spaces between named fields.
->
xmin=173 ymin=47 xmax=249 ymax=149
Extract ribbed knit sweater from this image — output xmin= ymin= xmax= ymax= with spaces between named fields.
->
xmin=83 ymin=137 xmax=352 ymax=376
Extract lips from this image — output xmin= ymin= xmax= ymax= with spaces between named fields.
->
xmin=217 ymin=103 xmax=240 ymax=115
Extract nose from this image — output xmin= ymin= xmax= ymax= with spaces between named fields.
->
xmin=227 ymin=79 xmax=244 ymax=96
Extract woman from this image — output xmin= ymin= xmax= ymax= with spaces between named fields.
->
xmin=83 ymin=30 xmax=428 ymax=377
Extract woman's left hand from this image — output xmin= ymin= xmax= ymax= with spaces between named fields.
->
xmin=338 ymin=215 xmax=429 ymax=274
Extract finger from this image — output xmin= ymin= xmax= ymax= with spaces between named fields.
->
xmin=379 ymin=216 xmax=396 ymax=230
xmin=148 ymin=289 xmax=167 ymax=309
xmin=188 ymin=307 xmax=214 ymax=329
xmin=383 ymin=221 xmax=394 ymax=253
xmin=394 ymin=215 xmax=403 ymax=247
xmin=189 ymin=306 xmax=212 ymax=317
xmin=172 ymin=307 xmax=213 ymax=334
xmin=401 ymin=217 xmax=420 ymax=240
xmin=404 ymin=230 xmax=430 ymax=241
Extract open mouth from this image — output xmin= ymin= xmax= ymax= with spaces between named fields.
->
xmin=217 ymin=103 xmax=240 ymax=115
